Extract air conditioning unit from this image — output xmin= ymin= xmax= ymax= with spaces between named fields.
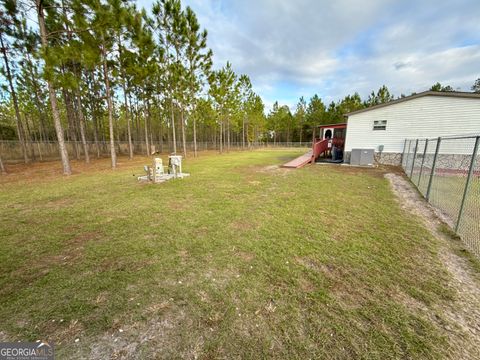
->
xmin=350 ymin=149 xmax=374 ymax=166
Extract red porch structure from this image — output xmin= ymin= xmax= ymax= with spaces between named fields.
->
xmin=312 ymin=123 xmax=347 ymax=162
xmin=282 ymin=123 xmax=347 ymax=168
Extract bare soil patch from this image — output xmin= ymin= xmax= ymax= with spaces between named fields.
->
xmin=255 ymin=164 xmax=291 ymax=176
xmin=230 ymin=220 xmax=256 ymax=232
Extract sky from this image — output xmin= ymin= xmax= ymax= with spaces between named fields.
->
xmin=138 ymin=0 xmax=480 ymax=111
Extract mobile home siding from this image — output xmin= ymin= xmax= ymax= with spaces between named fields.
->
xmin=344 ymin=96 xmax=480 ymax=154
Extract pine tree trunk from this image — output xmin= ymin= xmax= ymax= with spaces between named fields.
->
xmin=23 ymin=114 xmax=36 ymax=161
xmin=0 ymin=150 xmax=5 ymax=174
xmin=119 ymin=38 xmax=133 ymax=159
xmin=0 ymin=33 xmax=29 ymax=164
xmin=26 ymin=52 xmax=48 ymax=142
xmin=63 ymin=89 xmax=80 ymax=159
xmin=102 ymin=42 xmax=116 ymax=169
xmin=92 ymin=112 xmax=100 ymax=158
xmin=147 ymin=100 xmax=154 ymax=154
xmin=88 ymin=70 xmax=101 ymax=158
xmin=149 ymin=116 xmax=154 ymax=153
xmin=144 ymin=105 xmax=150 ymax=156
xmin=36 ymin=1 xmax=71 ymax=175
xmin=159 ymin=117 xmax=164 ymax=153
xmin=227 ymin=118 xmax=230 ymax=152
xmin=48 ymin=84 xmax=71 ymax=174
xmin=134 ymin=97 xmax=140 ymax=142
xmin=180 ymin=108 xmax=187 ymax=158
xmin=36 ymin=139 xmax=43 ymax=161
xmin=166 ymin=115 xmax=171 ymax=152
xmin=91 ymin=101 xmax=101 ymax=158
xmin=74 ymin=92 xmax=90 ymax=163
xmin=219 ymin=120 xmax=223 ymax=153
xmin=171 ymin=101 xmax=177 ymax=154
xmin=193 ymin=117 xmax=197 ymax=157
xmin=242 ymin=116 xmax=245 ymax=149
xmin=123 ymin=88 xmax=133 ymax=159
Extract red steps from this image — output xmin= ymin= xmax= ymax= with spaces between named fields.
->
xmin=282 ymin=151 xmax=313 ymax=168
xmin=282 ymin=139 xmax=330 ymax=169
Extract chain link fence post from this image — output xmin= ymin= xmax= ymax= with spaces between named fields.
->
xmin=410 ymin=139 xmax=418 ymax=178
xmin=402 ymin=139 xmax=407 ymax=167
xmin=404 ymin=140 xmax=412 ymax=172
xmin=426 ymin=137 xmax=441 ymax=201
xmin=456 ymin=136 xmax=480 ymax=232
xmin=417 ymin=139 xmax=428 ymax=186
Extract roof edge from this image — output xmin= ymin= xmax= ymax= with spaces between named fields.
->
xmin=345 ymin=91 xmax=480 ymax=117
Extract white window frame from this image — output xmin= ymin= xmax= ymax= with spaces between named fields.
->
xmin=373 ymin=120 xmax=387 ymax=131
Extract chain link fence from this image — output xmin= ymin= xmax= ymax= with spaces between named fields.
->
xmin=402 ymin=135 xmax=480 ymax=257
xmin=0 ymin=140 xmax=311 ymax=163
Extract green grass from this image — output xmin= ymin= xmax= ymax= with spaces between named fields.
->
xmin=0 ymin=149 xmax=464 ymax=358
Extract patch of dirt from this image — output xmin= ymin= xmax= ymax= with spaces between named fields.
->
xmin=86 ymin=317 xmax=173 ymax=359
xmin=42 ymin=319 xmax=84 ymax=345
xmin=298 ymin=278 xmax=315 ymax=293
xmin=0 ymin=331 xmax=8 ymax=342
xmin=295 ymin=257 xmax=316 ymax=272
xmin=385 ymin=172 xmax=480 ymax=359
xmin=193 ymin=226 xmax=209 ymax=237
xmin=178 ymin=250 xmax=189 ymax=259
xmin=255 ymin=164 xmax=291 ymax=176
xmin=295 ymin=256 xmax=369 ymax=308
xmin=229 ymin=220 xmax=256 ymax=232
xmin=167 ymin=202 xmax=188 ymax=211
xmin=99 ymin=258 xmax=155 ymax=273
xmin=44 ymin=197 xmax=75 ymax=210
xmin=235 ymin=250 xmax=255 ymax=262
xmin=68 ymin=231 xmax=102 ymax=246
xmin=385 ymin=173 xmax=454 ymax=230
xmin=295 ymin=256 xmax=341 ymax=279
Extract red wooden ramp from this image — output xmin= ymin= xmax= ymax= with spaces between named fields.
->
xmin=281 ymin=139 xmax=330 ymax=169
xmin=282 ymin=150 xmax=313 ymax=168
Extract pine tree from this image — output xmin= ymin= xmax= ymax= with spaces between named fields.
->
xmin=152 ymin=0 xmax=183 ymax=155
xmin=35 ymin=0 xmax=71 ymax=175
xmin=237 ymin=75 xmax=252 ymax=149
xmin=294 ymin=96 xmax=307 ymax=143
xmin=208 ymin=62 xmax=237 ymax=153
xmin=471 ymin=78 xmax=480 ymax=93
xmin=184 ymin=6 xmax=211 ymax=157
xmin=0 ymin=0 xmax=29 ymax=163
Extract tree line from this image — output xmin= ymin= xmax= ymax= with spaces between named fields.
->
xmin=0 ymin=0 xmax=266 ymax=174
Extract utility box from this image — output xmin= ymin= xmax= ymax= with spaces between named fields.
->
xmin=350 ymin=149 xmax=374 ymax=166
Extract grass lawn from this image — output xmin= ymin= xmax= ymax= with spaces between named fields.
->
xmin=0 ymin=149 xmax=470 ymax=358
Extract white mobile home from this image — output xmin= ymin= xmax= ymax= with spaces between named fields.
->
xmin=344 ymin=91 xmax=480 ymax=165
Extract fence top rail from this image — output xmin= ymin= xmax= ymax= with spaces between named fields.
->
xmin=405 ymin=133 xmax=480 ymax=141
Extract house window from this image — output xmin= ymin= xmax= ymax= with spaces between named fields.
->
xmin=373 ymin=120 xmax=387 ymax=130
